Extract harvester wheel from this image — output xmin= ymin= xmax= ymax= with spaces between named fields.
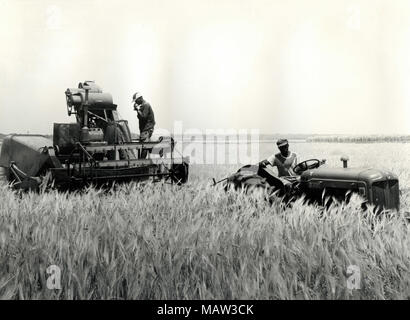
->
xmin=171 ymin=162 xmax=189 ymax=185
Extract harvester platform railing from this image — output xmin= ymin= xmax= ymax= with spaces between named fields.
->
xmin=73 ymin=171 xmax=173 ymax=181
xmin=83 ymin=141 xmax=173 ymax=153
xmin=76 ymin=157 xmax=188 ymax=168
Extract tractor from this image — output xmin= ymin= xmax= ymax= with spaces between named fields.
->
xmin=0 ymin=81 xmax=189 ymax=191
xmin=222 ymin=157 xmax=400 ymax=212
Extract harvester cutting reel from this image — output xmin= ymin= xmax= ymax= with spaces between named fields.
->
xmin=0 ymin=145 xmax=61 ymax=191
xmin=8 ymin=162 xmax=44 ymax=191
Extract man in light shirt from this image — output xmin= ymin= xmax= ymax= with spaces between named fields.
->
xmin=261 ymin=139 xmax=298 ymax=177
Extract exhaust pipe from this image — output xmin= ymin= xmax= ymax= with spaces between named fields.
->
xmin=340 ymin=156 xmax=349 ymax=168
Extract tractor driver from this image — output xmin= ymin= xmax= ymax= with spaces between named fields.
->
xmin=133 ymin=92 xmax=156 ymax=158
xmin=261 ymin=139 xmax=298 ymax=177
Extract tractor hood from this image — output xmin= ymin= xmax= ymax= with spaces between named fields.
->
xmin=300 ymin=167 xmax=398 ymax=185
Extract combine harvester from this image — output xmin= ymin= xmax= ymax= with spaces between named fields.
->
xmin=0 ymin=81 xmax=189 ymax=191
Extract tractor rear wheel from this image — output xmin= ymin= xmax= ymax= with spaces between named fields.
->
xmin=225 ymin=173 xmax=272 ymax=192
xmin=171 ymin=162 xmax=189 ymax=185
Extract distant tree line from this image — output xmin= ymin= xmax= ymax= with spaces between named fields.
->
xmin=307 ymin=135 xmax=410 ymax=143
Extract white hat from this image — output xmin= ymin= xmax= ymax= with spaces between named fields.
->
xmin=132 ymin=92 xmax=142 ymax=102
xmin=276 ymin=139 xmax=289 ymax=147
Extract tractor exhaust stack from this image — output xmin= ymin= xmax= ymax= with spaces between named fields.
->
xmin=341 ymin=156 xmax=349 ymax=168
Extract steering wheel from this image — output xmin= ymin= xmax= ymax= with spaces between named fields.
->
xmin=293 ymin=159 xmax=321 ymax=175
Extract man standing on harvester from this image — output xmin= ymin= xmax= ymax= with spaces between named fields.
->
xmin=132 ymin=92 xmax=156 ymax=158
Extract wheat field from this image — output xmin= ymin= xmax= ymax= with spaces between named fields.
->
xmin=0 ymin=142 xmax=409 ymax=299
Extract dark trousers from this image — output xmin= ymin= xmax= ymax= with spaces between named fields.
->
xmin=140 ymin=129 xmax=154 ymax=159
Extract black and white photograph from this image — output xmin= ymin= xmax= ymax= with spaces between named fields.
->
xmin=0 ymin=0 xmax=409 ymax=308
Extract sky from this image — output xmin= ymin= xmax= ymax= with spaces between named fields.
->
xmin=0 ymin=0 xmax=410 ymax=135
